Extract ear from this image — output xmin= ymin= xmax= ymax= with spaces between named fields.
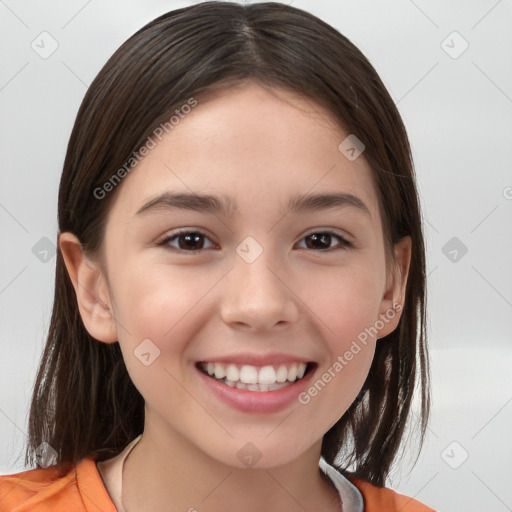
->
xmin=58 ymin=232 xmax=118 ymax=344
xmin=375 ymin=236 xmax=412 ymax=339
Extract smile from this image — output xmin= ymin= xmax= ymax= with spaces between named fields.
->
xmin=197 ymin=361 xmax=313 ymax=392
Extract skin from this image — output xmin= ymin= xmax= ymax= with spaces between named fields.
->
xmin=60 ymin=80 xmax=411 ymax=512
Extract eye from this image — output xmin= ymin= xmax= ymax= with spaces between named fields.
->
xmin=158 ymin=229 xmax=351 ymax=253
xmin=158 ymin=230 xmax=216 ymax=252
xmin=295 ymin=230 xmax=351 ymax=251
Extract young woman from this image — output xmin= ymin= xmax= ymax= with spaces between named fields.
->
xmin=0 ymin=2 xmax=432 ymax=510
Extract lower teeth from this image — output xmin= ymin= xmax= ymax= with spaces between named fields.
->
xmin=217 ymin=378 xmax=297 ymax=392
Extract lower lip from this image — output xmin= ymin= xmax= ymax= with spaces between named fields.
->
xmin=196 ymin=365 xmax=316 ymax=413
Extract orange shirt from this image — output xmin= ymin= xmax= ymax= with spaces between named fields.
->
xmin=0 ymin=457 xmax=434 ymax=512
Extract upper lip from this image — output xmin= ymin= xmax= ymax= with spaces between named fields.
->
xmin=197 ymin=353 xmax=314 ymax=367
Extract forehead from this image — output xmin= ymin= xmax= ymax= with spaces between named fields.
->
xmin=108 ymin=81 xmax=381 ymax=222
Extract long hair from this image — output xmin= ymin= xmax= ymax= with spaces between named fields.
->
xmin=26 ymin=1 xmax=429 ymax=486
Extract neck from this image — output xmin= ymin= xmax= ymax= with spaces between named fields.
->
xmin=121 ymin=416 xmax=341 ymax=512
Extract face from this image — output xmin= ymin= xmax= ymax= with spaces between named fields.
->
xmin=63 ymin=81 xmax=409 ymax=469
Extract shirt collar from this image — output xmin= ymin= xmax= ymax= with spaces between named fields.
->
xmin=319 ymin=456 xmax=364 ymax=512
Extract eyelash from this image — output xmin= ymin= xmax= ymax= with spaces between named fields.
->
xmin=157 ymin=229 xmax=352 ymax=253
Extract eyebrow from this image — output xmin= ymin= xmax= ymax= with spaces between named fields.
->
xmin=135 ymin=191 xmax=371 ymax=218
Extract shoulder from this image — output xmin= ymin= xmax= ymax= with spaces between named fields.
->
xmin=349 ymin=476 xmax=436 ymax=512
xmin=0 ymin=457 xmax=116 ymax=512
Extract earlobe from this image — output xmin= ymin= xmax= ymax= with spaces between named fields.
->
xmin=58 ymin=232 xmax=118 ymax=344
xmin=376 ymin=236 xmax=412 ymax=339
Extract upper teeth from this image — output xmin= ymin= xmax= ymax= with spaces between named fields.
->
xmin=201 ymin=362 xmax=307 ymax=385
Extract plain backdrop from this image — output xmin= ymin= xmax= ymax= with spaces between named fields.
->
xmin=1 ymin=1 xmax=511 ymax=511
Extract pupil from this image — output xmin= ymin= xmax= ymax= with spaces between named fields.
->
xmin=307 ymin=233 xmax=330 ymax=249
xmin=181 ymin=233 xmax=203 ymax=250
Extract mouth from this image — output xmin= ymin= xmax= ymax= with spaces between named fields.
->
xmin=196 ymin=361 xmax=316 ymax=392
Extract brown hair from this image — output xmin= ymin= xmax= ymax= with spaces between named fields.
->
xmin=26 ymin=1 xmax=429 ymax=486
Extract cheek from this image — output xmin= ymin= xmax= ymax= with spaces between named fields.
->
xmin=297 ymin=341 xmax=375 ymax=437
xmin=110 ymin=264 xmax=211 ymax=415
xmin=293 ymin=264 xmax=382 ymax=422
xmin=109 ymin=259 xmax=218 ymax=364
xmin=298 ymin=261 xmax=385 ymax=350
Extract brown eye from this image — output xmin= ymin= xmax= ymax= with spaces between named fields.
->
xmin=159 ymin=230 xmax=215 ymax=252
xmin=297 ymin=231 xmax=351 ymax=251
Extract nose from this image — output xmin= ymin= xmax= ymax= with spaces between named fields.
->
xmin=219 ymin=247 xmax=300 ymax=332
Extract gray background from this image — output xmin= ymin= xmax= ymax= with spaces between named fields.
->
xmin=1 ymin=1 xmax=511 ymax=511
